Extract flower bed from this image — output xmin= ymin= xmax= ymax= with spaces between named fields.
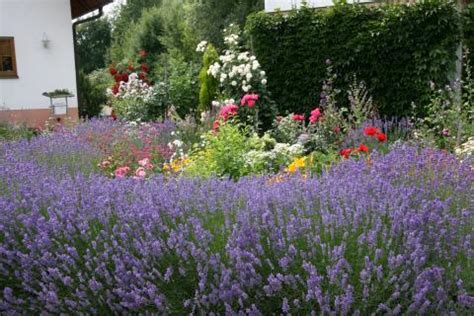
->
xmin=0 ymin=137 xmax=472 ymax=313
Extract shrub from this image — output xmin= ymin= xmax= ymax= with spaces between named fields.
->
xmin=245 ymin=1 xmax=461 ymax=117
xmin=198 ymin=43 xmax=219 ymax=114
xmin=78 ymin=70 xmax=110 ymax=118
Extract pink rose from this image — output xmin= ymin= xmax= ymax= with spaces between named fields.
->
xmin=138 ymin=158 xmax=153 ymax=169
xmin=240 ymin=93 xmax=259 ymax=108
xmin=135 ymin=167 xmax=146 ymax=178
xmin=218 ymin=104 xmax=239 ymax=121
xmin=114 ymin=166 xmax=130 ymax=178
xmin=309 ymin=108 xmax=322 ymax=124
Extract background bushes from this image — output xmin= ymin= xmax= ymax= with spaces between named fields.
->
xmin=246 ymin=1 xmax=462 ymax=117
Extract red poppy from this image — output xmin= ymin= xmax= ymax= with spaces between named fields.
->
xmin=376 ymin=133 xmax=387 ymax=142
xmin=292 ymin=114 xmax=305 ymax=122
xmin=141 ymin=63 xmax=149 ymax=73
xmin=340 ymin=148 xmax=353 ymax=159
xmin=364 ymin=126 xmax=380 ymax=136
xmin=358 ymin=144 xmax=369 ymax=152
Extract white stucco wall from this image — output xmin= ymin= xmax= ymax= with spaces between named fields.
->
xmin=265 ymin=0 xmax=373 ymax=12
xmin=0 ymin=0 xmax=77 ymax=110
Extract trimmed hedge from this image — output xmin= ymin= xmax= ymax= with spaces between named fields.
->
xmin=246 ymin=1 xmax=461 ymax=117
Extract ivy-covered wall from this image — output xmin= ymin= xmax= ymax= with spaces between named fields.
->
xmin=246 ymin=1 xmax=462 ymax=117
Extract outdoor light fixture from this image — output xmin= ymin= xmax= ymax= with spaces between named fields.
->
xmin=41 ymin=33 xmax=50 ymax=49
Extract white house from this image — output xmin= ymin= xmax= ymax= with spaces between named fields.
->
xmin=0 ymin=0 xmax=111 ymax=127
xmin=265 ymin=0 xmax=373 ymax=12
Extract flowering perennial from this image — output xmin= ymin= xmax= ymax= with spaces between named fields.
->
xmin=0 ymin=140 xmax=472 ymax=314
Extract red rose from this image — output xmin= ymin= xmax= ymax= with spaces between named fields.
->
xmin=139 ymin=72 xmax=146 ymax=80
xmin=358 ymin=144 xmax=369 ymax=152
xmin=141 ymin=63 xmax=149 ymax=73
xmin=112 ymin=84 xmax=119 ymax=95
xmin=114 ymin=74 xmax=122 ymax=83
xmin=122 ymin=73 xmax=129 ymax=83
xmin=109 ymin=67 xmax=118 ymax=76
xmin=340 ymin=148 xmax=352 ymax=159
xmin=364 ymin=126 xmax=380 ymax=136
xmin=292 ymin=114 xmax=305 ymax=122
xmin=376 ymin=133 xmax=387 ymax=142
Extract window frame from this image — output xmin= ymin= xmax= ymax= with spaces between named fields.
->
xmin=0 ymin=37 xmax=18 ymax=79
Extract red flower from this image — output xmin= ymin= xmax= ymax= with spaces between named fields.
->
xmin=139 ymin=72 xmax=146 ymax=80
xmin=212 ymin=120 xmax=220 ymax=131
xmin=358 ymin=143 xmax=369 ymax=152
xmin=114 ymin=74 xmax=122 ymax=83
xmin=121 ymin=73 xmax=129 ymax=83
xmin=128 ymin=64 xmax=134 ymax=71
xmin=376 ymin=132 xmax=387 ymax=142
xmin=139 ymin=49 xmax=148 ymax=58
xmin=112 ymin=84 xmax=119 ymax=95
xmin=109 ymin=67 xmax=118 ymax=76
xmin=340 ymin=148 xmax=352 ymax=159
xmin=292 ymin=114 xmax=305 ymax=122
xmin=364 ymin=126 xmax=380 ymax=136
xmin=141 ymin=63 xmax=149 ymax=73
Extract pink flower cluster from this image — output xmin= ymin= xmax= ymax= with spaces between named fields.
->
xmin=114 ymin=158 xmax=154 ymax=179
xmin=218 ymin=104 xmax=239 ymax=121
xmin=309 ymin=108 xmax=322 ymax=123
xmin=240 ymin=93 xmax=259 ymax=108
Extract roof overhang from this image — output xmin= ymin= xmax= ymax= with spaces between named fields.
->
xmin=71 ymin=0 xmax=113 ymax=19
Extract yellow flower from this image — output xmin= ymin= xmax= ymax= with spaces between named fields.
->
xmin=286 ymin=156 xmax=307 ymax=173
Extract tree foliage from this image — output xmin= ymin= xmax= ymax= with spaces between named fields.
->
xmin=75 ymin=18 xmax=112 ymax=74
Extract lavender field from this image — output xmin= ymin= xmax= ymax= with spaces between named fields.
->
xmin=0 ymin=122 xmax=472 ymax=314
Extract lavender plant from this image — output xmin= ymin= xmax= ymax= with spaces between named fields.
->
xmin=0 ymin=134 xmax=472 ymax=314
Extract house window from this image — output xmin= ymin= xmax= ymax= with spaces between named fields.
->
xmin=0 ymin=37 xmax=18 ymax=78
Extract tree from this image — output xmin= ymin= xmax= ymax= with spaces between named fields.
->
xmin=75 ymin=18 xmax=112 ymax=74
xmin=188 ymin=0 xmax=264 ymax=48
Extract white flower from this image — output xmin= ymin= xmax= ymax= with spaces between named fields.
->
xmin=196 ymin=40 xmax=208 ymax=53
xmin=211 ymin=100 xmax=220 ymax=107
xmin=242 ymin=85 xmax=250 ymax=92
xmin=231 ymin=81 xmax=237 ymax=86
xmin=261 ymin=79 xmax=267 ymax=85
xmin=260 ymin=71 xmax=266 ymax=76
xmin=246 ymin=73 xmax=253 ymax=81
xmin=252 ymin=60 xmax=260 ymax=70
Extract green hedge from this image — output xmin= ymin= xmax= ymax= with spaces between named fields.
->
xmin=246 ymin=1 xmax=461 ymax=117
